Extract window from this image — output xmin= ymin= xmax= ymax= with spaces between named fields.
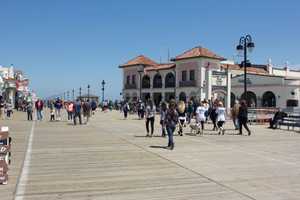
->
xmin=182 ymin=71 xmax=187 ymax=81
xmin=126 ymin=76 xmax=130 ymax=85
xmin=287 ymin=99 xmax=298 ymax=107
xmin=189 ymin=70 xmax=195 ymax=81
xmin=132 ymin=75 xmax=136 ymax=85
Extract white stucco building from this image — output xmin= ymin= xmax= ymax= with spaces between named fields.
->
xmin=0 ymin=65 xmax=31 ymax=108
xmin=119 ymin=45 xmax=300 ymax=110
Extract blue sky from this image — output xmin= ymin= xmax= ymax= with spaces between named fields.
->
xmin=0 ymin=0 xmax=299 ymax=99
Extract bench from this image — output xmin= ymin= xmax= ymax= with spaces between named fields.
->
xmin=279 ymin=114 xmax=300 ymax=131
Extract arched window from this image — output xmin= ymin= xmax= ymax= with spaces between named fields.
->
xmin=179 ymin=92 xmax=187 ymax=102
xmin=262 ymin=91 xmax=276 ymax=107
xmin=165 ymin=73 xmax=175 ymax=88
xmin=153 ymin=74 xmax=162 ymax=88
xmin=241 ymin=91 xmax=257 ymax=107
xmin=142 ymin=75 xmax=150 ymax=88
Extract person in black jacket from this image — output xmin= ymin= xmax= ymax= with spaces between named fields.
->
xmin=269 ymin=109 xmax=287 ymax=129
xmin=238 ymin=100 xmax=251 ymax=136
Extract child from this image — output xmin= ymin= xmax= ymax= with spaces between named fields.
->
xmin=50 ymin=108 xmax=55 ymax=121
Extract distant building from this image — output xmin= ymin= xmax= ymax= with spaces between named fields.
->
xmin=119 ymin=46 xmax=300 ymax=110
xmin=0 ymin=65 xmax=31 ymax=108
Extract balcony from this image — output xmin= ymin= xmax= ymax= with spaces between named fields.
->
xmin=179 ymin=80 xmax=196 ymax=87
xmin=124 ymin=84 xmax=137 ymax=89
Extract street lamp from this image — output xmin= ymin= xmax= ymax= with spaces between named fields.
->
xmin=72 ymin=89 xmax=75 ymax=101
xmin=236 ymin=34 xmax=255 ymax=105
xmin=87 ymin=84 xmax=90 ymax=101
xmin=79 ymin=87 xmax=82 ymax=100
xmin=101 ymin=80 xmax=106 ymax=102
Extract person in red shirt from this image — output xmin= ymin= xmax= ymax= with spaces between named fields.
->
xmin=35 ymin=99 xmax=44 ymax=121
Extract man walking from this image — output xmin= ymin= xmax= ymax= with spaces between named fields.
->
xmin=54 ymin=97 xmax=63 ymax=121
xmin=73 ymin=99 xmax=82 ymax=125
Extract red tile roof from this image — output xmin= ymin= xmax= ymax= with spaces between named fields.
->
xmin=173 ymin=46 xmax=225 ymax=61
xmin=145 ymin=63 xmax=175 ymax=71
xmin=119 ymin=55 xmax=158 ymax=68
xmin=221 ymin=64 xmax=268 ymax=75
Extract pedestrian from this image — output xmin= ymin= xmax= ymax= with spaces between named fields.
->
xmin=73 ymin=99 xmax=82 ymax=125
xmin=35 ymin=98 xmax=44 ymax=121
xmin=0 ymin=97 xmax=5 ymax=120
xmin=26 ymin=101 xmax=33 ymax=121
xmin=137 ymin=100 xmax=145 ymax=119
xmin=216 ymin=101 xmax=226 ymax=135
xmin=145 ymin=100 xmax=156 ymax=137
xmin=160 ymin=102 xmax=167 ymax=137
xmin=186 ymin=100 xmax=194 ymax=124
xmin=6 ymin=100 xmax=13 ymax=119
xmin=195 ymin=102 xmax=207 ymax=134
xmin=165 ymin=100 xmax=178 ymax=150
xmin=67 ymin=101 xmax=74 ymax=121
xmin=177 ymin=100 xmax=186 ymax=136
xmin=91 ymin=100 xmax=97 ymax=115
xmin=123 ymin=102 xmax=129 ymax=119
xmin=231 ymin=100 xmax=240 ymax=130
xmin=50 ymin=108 xmax=55 ymax=121
xmin=54 ymin=97 xmax=63 ymax=121
xmin=209 ymin=102 xmax=218 ymax=131
xmin=238 ymin=100 xmax=251 ymax=136
xmin=82 ymin=100 xmax=91 ymax=124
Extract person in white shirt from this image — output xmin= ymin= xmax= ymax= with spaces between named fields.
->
xmin=216 ymin=101 xmax=226 ymax=135
xmin=196 ymin=102 xmax=208 ymax=134
xmin=145 ymin=100 xmax=156 ymax=137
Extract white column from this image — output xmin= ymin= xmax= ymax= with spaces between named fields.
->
xmin=226 ymin=70 xmax=231 ymax=114
xmin=206 ymin=68 xmax=212 ymax=101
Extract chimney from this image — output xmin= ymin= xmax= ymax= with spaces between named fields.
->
xmin=267 ymin=58 xmax=273 ymax=75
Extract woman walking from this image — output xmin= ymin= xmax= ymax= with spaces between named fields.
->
xmin=231 ymin=100 xmax=240 ymax=130
xmin=216 ymin=101 xmax=226 ymax=135
xmin=123 ymin=102 xmax=129 ymax=119
xmin=238 ymin=100 xmax=251 ymax=136
xmin=165 ymin=100 xmax=178 ymax=150
xmin=195 ymin=102 xmax=207 ymax=134
xmin=160 ymin=102 xmax=167 ymax=137
xmin=145 ymin=100 xmax=156 ymax=137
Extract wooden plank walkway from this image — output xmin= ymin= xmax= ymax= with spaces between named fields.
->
xmin=3 ymin=110 xmax=300 ymax=199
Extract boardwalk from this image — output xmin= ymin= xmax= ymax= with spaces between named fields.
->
xmin=2 ymin=110 xmax=300 ymax=200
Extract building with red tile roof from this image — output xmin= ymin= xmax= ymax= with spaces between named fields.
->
xmin=172 ymin=46 xmax=225 ymax=61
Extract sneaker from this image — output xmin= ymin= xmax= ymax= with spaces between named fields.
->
xmin=248 ymin=132 xmax=251 ymax=136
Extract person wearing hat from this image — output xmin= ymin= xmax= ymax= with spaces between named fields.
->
xmin=216 ymin=101 xmax=226 ymax=135
xmin=165 ymin=100 xmax=178 ymax=150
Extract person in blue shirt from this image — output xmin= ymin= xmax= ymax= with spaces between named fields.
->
xmin=73 ymin=99 xmax=82 ymax=125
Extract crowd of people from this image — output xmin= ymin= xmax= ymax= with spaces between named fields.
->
xmin=121 ymin=98 xmax=252 ymax=150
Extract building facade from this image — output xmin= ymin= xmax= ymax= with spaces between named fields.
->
xmin=0 ymin=65 xmax=31 ymax=108
xmin=120 ymin=46 xmax=300 ymax=110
